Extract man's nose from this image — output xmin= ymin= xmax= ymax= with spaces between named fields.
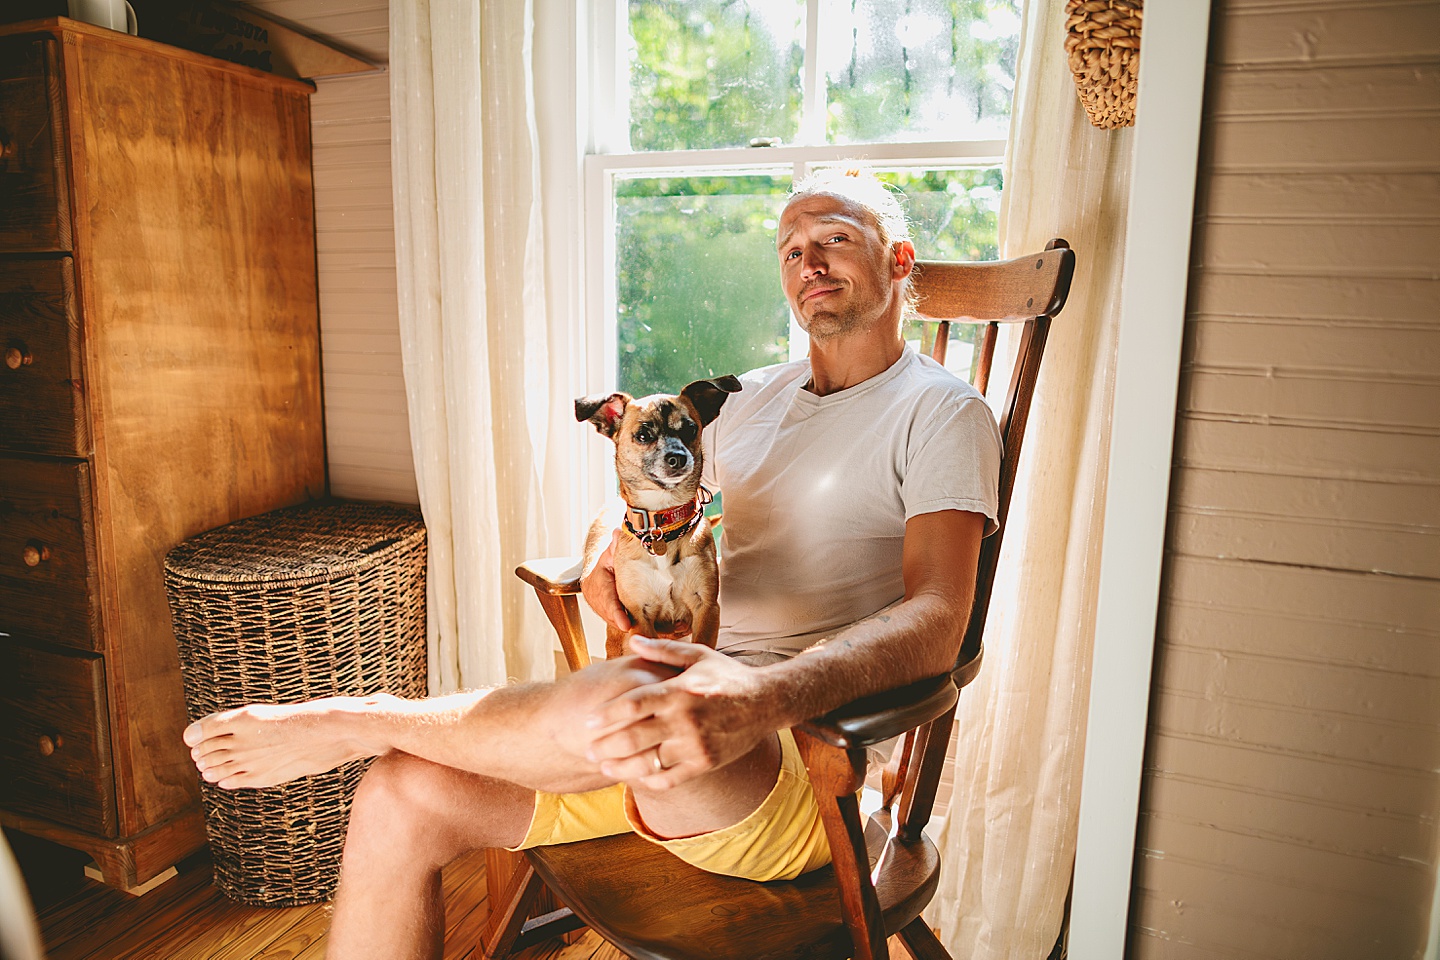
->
xmin=801 ymin=245 xmax=827 ymax=278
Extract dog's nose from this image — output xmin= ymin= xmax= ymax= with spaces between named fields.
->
xmin=665 ymin=451 xmax=689 ymax=470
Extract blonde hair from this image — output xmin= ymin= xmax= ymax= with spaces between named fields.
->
xmin=785 ymin=167 xmax=912 ymax=248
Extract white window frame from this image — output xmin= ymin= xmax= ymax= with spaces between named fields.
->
xmin=579 ymin=0 xmax=1009 ymax=513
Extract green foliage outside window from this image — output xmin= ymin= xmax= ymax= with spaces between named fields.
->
xmin=616 ymin=168 xmax=1001 ymax=400
xmin=615 ymin=0 xmax=1014 ymax=400
xmin=628 ymin=0 xmax=804 ymax=151
xmin=629 ymin=0 xmax=1019 ymax=151
xmin=616 ymin=175 xmax=793 ymax=399
xmin=826 ymin=0 xmax=1020 ymax=144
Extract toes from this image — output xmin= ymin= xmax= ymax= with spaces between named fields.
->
xmin=199 ymin=755 xmax=246 ymax=783
xmin=192 ymin=748 xmax=233 ymax=774
xmin=184 ymin=710 xmax=240 ymax=747
xmin=218 ymin=769 xmax=277 ymax=790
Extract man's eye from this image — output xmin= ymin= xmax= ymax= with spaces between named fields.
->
xmin=826 ymin=235 xmax=846 ymax=243
xmin=784 ymin=249 xmax=800 ymax=260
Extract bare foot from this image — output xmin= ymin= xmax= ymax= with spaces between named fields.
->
xmin=183 ymin=696 xmax=389 ymax=789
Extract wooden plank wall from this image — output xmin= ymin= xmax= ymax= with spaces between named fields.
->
xmin=1132 ymin=1 xmax=1440 ymax=957
xmin=246 ymin=0 xmax=417 ymax=504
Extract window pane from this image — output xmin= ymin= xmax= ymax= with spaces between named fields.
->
xmin=822 ymin=0 xmax=1020 ymax=144
xmin=629 ymin=0 xmax=806 ymax=151
xmin=615 ymin=175 xmax=792 ymax=399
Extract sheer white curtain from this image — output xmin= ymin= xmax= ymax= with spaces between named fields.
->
xmin=928 ymin=0 xmax=1135 ymax=954
xmin=390 ymin=0 xmax=562 ymax=692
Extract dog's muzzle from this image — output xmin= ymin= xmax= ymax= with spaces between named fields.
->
xmin=653 ymin=440 xmax=694 ymax=482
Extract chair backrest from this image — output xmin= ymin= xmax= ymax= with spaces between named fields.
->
xmin=912 ymin=239 xmax=1075 ymax=683
xmin=889 ymin=239 xmax=1075 ymax=841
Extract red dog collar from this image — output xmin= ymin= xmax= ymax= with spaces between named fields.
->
xmin=623 ymin=487 xmax=713 ymax=556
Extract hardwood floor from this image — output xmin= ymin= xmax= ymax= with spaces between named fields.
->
xmin=33 ymin=850 xmax=627 ymax=960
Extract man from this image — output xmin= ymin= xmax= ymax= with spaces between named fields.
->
xmin=183 ymin=169 xmax=1000 ymax=959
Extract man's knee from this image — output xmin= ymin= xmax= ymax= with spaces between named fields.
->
xmin=349 ymin=752 xmax=453 ymax=836
xmin=348 ymin=752 xmax=537 ymax=855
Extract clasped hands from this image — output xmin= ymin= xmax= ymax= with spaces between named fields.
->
xmin=580 ymin=534 xmax=780 ymax=792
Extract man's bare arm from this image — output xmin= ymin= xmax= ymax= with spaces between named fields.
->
xmin=585 ymin=509 xmax=984 ymax=788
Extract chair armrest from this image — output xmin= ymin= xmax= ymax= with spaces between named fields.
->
xmin=515 ymin=556 xmax=583 ymax=596
xmin=797 ymin=674 xmax=958 ymax=750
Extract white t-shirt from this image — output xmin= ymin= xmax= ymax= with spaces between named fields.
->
xmin=703 ymin=348 xmax=1002 ymax=657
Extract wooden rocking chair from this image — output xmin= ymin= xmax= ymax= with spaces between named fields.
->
xmin=488 ymin=240 xmax=1076 ymax=960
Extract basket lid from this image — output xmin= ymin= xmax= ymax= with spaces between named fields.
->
xmin=165 ymin=501 xmax=425 ymax=585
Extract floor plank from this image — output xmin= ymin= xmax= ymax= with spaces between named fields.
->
xmin=202 ymin=902 xmax=330 ymax=960
xmin=32 ymin=848 xmax=923 ymax=959
xmin=33 ymin=849 xmax=621 ymax=960
xmin=41 ymin=856 xmax=214 ymax=960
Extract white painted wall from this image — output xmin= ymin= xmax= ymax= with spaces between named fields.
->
xmin=246 ymin=0 xmax=417 ymax=506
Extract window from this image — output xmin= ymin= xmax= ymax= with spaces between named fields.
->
xmin=585 ymin=0 xmax=1020 ymax=406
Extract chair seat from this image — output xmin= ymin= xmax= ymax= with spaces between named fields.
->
xmin=525 ymin=812 xmax=940 ymax=960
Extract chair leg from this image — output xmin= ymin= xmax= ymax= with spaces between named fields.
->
xmin=895 ymin=918 xmax=953 ymax=960
xmin=794 ymin=731 xmax=887 ymax=960
xmin=481 ymin=860 xmax=546 ymax=959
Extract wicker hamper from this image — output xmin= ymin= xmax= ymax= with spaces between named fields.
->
xmin=164 ymin=501 xmax=428 ymax=906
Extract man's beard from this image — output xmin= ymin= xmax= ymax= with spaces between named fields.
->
xmin=799 ymin=304 xmax=866 ymax=341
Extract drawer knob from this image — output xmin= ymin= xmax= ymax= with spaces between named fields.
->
xmin=22 ymin=540 xmax=51 ymax=567
xmin=38 ymin=735 xmax=63 ymax=756
xmin=4 ymin=341 xmax=32 ymax=370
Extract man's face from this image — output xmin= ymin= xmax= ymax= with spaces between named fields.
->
xmin=776 ymin=193 xmax=907 ymax=341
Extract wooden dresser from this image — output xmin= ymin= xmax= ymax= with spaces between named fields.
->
xmin=0 ymin=18 xmax=325 ymax=891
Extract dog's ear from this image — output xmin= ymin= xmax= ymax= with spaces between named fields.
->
xmin=575 ymin=392 xmax=630 ymax=438
xmin=681 ymin=375 xmax=743 ymax=427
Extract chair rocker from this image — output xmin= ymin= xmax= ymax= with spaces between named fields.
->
xmin=488 ymin=240 xmax=1076 ymax=960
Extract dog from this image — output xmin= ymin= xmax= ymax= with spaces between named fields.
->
xmin=576 ymin=375 xmax=742 ymax=659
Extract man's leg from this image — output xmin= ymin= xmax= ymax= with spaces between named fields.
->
xmin=185 ymin=657 xmax=683 ymax=795
xmin=184 ymin=656 xmax=783 ymax=959
xmin=326 ymin=753 xmax=534 ymax=960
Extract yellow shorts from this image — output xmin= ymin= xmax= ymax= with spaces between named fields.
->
xmin=507 ymin=729 xmax=831 ymax=882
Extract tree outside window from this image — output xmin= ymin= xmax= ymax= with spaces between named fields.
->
xmin=603 ymin=0 xmax=1020 ymax=400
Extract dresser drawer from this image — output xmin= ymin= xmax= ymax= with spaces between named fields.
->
xmin=0 ymin=641 xmax=116 ymax=836
xmin=0 ymin=36 xmax=72 ymax=254
xmin=0 ymin=457 xmax=99 ymax=651
xmin=0 ymin=257 xmax=86 ymax=457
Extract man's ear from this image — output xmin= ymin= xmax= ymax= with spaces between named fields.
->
xmin=575 ymin=392 xmax=630 ymax=438
xmin=680 ymin=375 xmax=743 ymax=427
xmin=892 ymin=240 xmax=916 ymax=280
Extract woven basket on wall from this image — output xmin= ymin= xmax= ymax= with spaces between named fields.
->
xmin=165 ymin=501 xmax=428 ymax=906
xmin=1065 ymin=0 xmax=1142 ymax=129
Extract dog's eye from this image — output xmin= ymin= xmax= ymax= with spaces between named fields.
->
xmin=676 ymin=421 xmax=697 ymax=442
xmin=635 ymin=428 xmax=655 ymax=444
